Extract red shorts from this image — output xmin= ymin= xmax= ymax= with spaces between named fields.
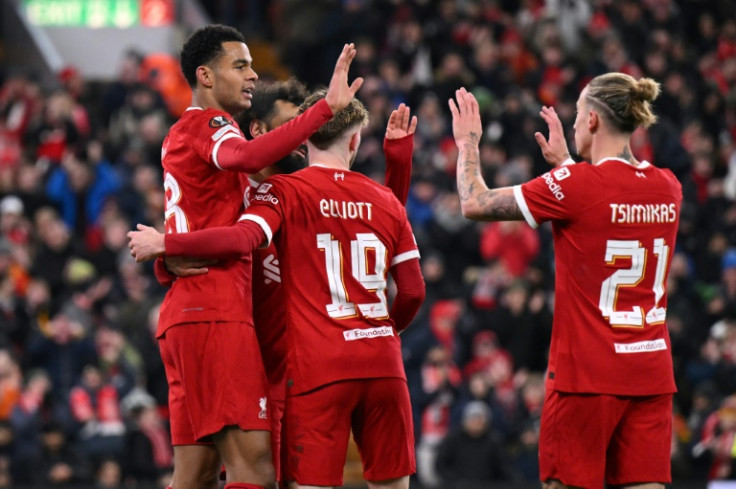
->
xmin=285 ymin=378 xmax=415 ymax=486
xmin=270 ymin=396 xmax=285 ymax=483
xmin=159 ymin=321 xmax=270 ymax=445
xmin=539 ymin=390 xmax=672 ymax=488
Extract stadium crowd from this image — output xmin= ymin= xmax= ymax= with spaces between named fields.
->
xmin=0 ymin=0 xmax=735 ymax=487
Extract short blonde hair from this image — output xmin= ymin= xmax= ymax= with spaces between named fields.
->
xmin=298 ymin=89 xmax=369 ymax=150
xmin=586 ymin=73 xmax=660 ymax=133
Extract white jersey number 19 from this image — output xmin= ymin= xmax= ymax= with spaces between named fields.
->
xmin=317 ymin=232 xmax=389 ymax=320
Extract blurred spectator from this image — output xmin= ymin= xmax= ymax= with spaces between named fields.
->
xmin=94 ymin=326 xmax=140 ymax=399
xmin=414 ymin=345 xmax=462 ymax=488
xmin=108 ymin=84 xmax=168 ymax=164
xmin=0 ymin=350 xmax=20 ymax=420
xmin=692 ymin=395 xmax=736 ymax=481
xmin=435 ymin=400 xmax=510 ymax=488
xmin=479 ymin=221 xmax=540 ymax=278
xmin=102 ymin=49 xmax=145 ymax=126
xmin=45 ymin=144 xmax=122 ymax=249
xmin=57 ymin=67 xmax=91 ymax=139
xmin=93 ymin=458 xmax=124 ymax=489
xmin=22 ymin=420 xmax=92 ymax=487
xmin=508 ymin=420 xmax=541 ymax=483
xmin=0 ymin=195 xmax=31 ymax=246
xmin=69 ymin=364 xmax=125 ymax=461
xmin=30 ymin=207 xmax=77 ymax=305
xmin=0 ymin=75 xmax=40 ymax=144
xmin=121 ymin=390 xmax=172 ymax=487
xmin=24 ymin=90 xmax=81 ymax=168
xmin=26 ymin=304 xmax=97 ymax=400
xmin=9 ymin=369 xmax=54 ymax=472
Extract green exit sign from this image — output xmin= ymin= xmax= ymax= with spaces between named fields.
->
xmin=23 ymin=0 xmax=174 ymax=28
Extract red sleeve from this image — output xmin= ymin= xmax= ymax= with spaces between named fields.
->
xmin=216 ymin=99 xmax=333 ymax=172
xmin=153 ymin=257 xmax=175 ymax=287
xmin=389 ymin=258 xmax=425 ymax=332
xmin=383 ymin=134 xmax=413 ymax=206
xmin=165 ymin=219 xmax=266 ymax=259
xmin=516 ymin=163 xmax=588 ymax=228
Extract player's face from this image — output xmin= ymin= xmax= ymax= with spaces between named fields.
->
xmin=211 ymin=41 xmax=258 ymax=115
xmin=573 ymin=86 xmax=592 ymax=160
xmin=270 ymin=100 xmax=299 ymax=128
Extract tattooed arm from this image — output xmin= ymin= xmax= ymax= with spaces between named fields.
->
xmin=449 ymin=88 xmax=523 ymax=222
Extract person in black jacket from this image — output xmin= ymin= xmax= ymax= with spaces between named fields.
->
xmin=435 ymin=400 xmax=510 ymax=489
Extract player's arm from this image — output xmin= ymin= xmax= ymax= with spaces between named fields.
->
xmin=152 ymin=257 xmax=214 ymax=286
xmin=128 ymin=219 xmax=270 ymax=262
xmin=217 ymin=43 xmax=363 ymax=173
xmin=449 ymin=88 xmax=524 ymax=222
xmin=383 ymin=103 xmax=417 ymax=205
xmin=389 ymin=258 xmax=425 ymax=332
xmin=153 ymin=258 xmax=176 ymax=286
xmin=216 ymin=99 xmax=333 ymax=172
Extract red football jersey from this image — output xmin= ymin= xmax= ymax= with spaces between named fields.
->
xmin=514 ymin=158 xmax=682 ymax=395
xmin=241 ymin=165 xmax=420 ymax=395
xmin=250 ymin=137 xmax=414 ymax=401
xmin=247 ymin=176 xmax=288 ymax=401
xmin=157 ymin=108 xmax=252 ymax=336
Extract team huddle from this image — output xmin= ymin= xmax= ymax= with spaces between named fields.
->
xmin=128 ymin=23 xmax=682 ymax=489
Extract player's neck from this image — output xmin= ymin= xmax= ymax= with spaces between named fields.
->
xmin=591 ymin=134 xmax=640 ymax=167
xmin=252 ymin=166 xmax=277 ymax=183
xmin=306 ymin=148 xmax=350 ymax=170
xmin=190 ymin=91 xmax=231 ymax=114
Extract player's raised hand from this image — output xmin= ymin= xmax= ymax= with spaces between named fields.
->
xmin=325 ymin=43 xmax=364 ymax=113
xmin=534 ymin=106 xmax=571 ymax=166
xmin=449 ymin=88 xmax=482 ymax=147
xmin=385 ymin=103 xmax=418 ymax=140
xmin=128 ymin=224 xmax=166 ymax=262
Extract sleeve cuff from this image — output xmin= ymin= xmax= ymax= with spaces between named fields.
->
xmin=391 ymin=249 xmax=421 ymax=266
xmin=239 ymin=214 xmax=273 ymax=248
xmin=315 ymin=98 xmax=335 ymax=119
xmin=513 ymin=185 xmax=539 ymax=229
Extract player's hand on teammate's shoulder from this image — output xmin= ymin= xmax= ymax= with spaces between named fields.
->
xmin=385 ymin=103 xmax=417 ymax=140
xmin=128 ymin=224 xmax=166 ymax=262
xmin=324 ymin=43 xmax=364 ymax=114
xmin=534 ymin=105 xmax=572 ymax=167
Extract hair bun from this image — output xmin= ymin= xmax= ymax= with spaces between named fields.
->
xmin=633 ymin=78 xmax=661 ymax=102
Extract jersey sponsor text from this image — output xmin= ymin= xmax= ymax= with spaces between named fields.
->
xmin=542 ymin=172 xmax=565 ymax=200
xmin=343 ymin=326 xmax=394 ymax=341
xmin=614 ymin=339 xmax=667 ymax=354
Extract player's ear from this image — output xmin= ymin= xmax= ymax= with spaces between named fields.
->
xmin=588 ymin=110 xmax=599 ymax=133
xmin=196 ymin=65 xmax=214 ymax=89
xmin=348 ymin=132 xmax=360 ymax=153
xmin=250 ymin=120 xmax=268 ymax=138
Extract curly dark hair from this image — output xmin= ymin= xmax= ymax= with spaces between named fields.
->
xmin=180 ymin=24 xmax=246 ymax=87
xmin=298 ymin=89 xmax=369 ymax=150
xmin=237 ymin=78 xmax=309 ymax=139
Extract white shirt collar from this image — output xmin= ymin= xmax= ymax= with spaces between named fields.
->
xmin=595 ymin=157 xmax=651 ymax=169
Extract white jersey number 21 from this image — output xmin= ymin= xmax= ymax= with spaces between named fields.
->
xmin=599 ymin=238 xmax=669 ymax=328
